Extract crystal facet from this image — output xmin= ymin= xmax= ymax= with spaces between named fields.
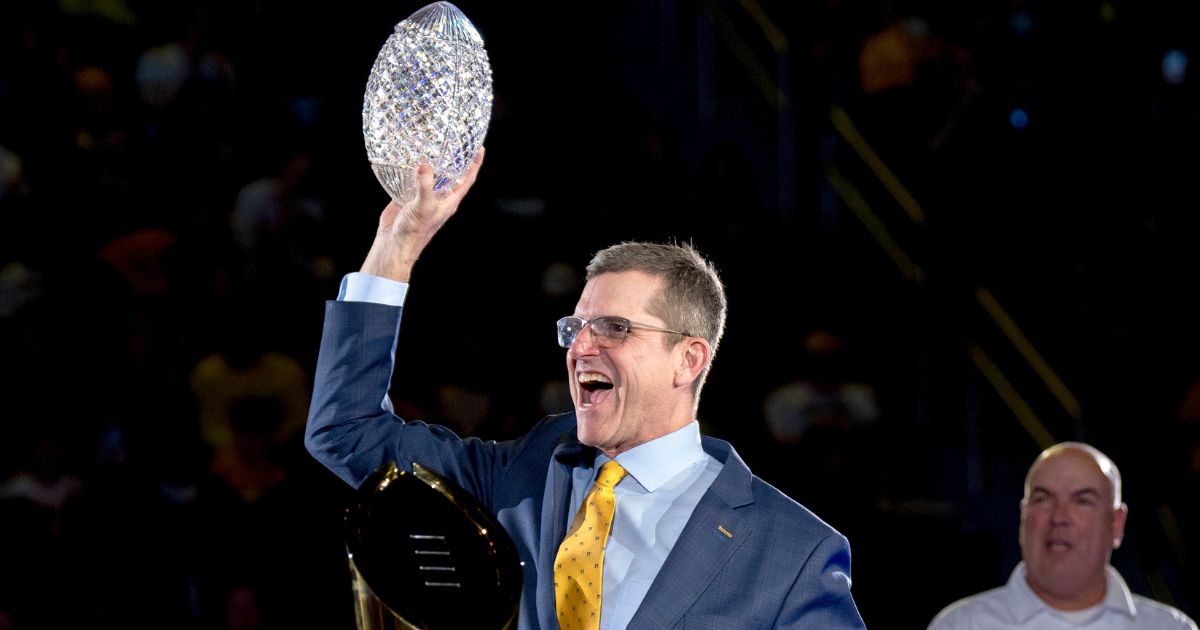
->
xmin=363 ymin=2 xmax=493 ymax=202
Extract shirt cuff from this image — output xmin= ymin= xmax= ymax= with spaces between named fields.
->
xmin=337 ymin=272 xmax=409 ymax=306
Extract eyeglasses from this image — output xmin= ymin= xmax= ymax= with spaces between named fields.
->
xmin=556 ymin=315 xmax=689 ymax=349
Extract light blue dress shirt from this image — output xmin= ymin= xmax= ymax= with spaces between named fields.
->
xmin=339 ymin=272 xmax=409 ymax=305
xmin=576 ymin=421 xmax=721 ymax=630
xmin=339 ymin=273 xmax=726 ymax=629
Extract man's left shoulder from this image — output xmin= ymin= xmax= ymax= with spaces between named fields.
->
xmin=1131 ymin=594 xmax=1198 ymax=630
xmin=703 ymin=435 xmax=845 ymax=542
xmin=748 ymin=474 xmax=844 ymax=541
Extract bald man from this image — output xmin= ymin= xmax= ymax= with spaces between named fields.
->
xmin=929 ymin=442 xmax=1196 ymax=629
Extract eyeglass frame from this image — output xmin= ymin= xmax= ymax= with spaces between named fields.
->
xmin=556 ymin=315 xmax=691 ymax=349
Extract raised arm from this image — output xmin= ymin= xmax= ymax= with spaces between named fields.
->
xmin=305 ymin=152 xmax=495 ymax=491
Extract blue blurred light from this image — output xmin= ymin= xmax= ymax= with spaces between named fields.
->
xmin=1163 ymin=50 xmax=1188 ymax=85
xmin=1009 ymin=108 xmax=1030 ymax=130
xmin=1011 ymin=11 xmax=1033 ymax=36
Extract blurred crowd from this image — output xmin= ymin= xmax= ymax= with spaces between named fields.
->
xmin=0 ymin=1 xmax=376 ymax=627
xmin=1 ymin=1 xmax=1198 ymax=628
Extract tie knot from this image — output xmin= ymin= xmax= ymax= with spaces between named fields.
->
xmin=596 ymin=461 xmax=626 ymax=488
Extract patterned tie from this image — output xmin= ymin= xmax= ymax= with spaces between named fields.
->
xmin=554 ymin=460 xmax=627 ymax=630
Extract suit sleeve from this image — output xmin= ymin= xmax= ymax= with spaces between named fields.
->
xmin=304 ymin=300 xmax=513 ymax=506
xmin=773 ymin=531 xmax=867 ymax=629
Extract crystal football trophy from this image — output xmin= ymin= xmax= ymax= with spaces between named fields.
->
xmin=362 ymin=2 xmax=493 ymax=203
xmin=345 ymin=462 xmax=522 ymax=629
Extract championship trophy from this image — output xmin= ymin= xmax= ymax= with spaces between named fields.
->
xmin=345 ymin=462 xmax=522 ymax=629
xmin=362 ymin=1 xmax=493 ymax=203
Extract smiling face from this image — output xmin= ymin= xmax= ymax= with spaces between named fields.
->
xmin=1019 ymin=446 xmax=1127 ymax=610
xmin=567 ymin=271 xmax=701 ymax=457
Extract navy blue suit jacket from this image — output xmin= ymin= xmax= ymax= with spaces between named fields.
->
xmin=306 ymin=300 xmax=866 ymax=629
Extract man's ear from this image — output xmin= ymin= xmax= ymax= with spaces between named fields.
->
xmin=1112 ymin=503 xmax=1128 ymax=549
xmin=675 ymin=338 xmax=711 ymax=388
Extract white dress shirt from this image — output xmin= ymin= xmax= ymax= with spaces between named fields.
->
xmin=929 ymin=561 xmax=1197 ymax=630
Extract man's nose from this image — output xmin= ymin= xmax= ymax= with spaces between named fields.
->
xmin=1050 ymin=501 xmax=1072 ymax=526
xmin=569 ymin=324 xmax=600 ymax=358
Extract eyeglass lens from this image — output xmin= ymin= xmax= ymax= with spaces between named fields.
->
xmin=557 ymin=316 xmax=629 ymax=348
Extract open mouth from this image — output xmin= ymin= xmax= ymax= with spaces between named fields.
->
xmin=578 ymin=373 xmax=614 ymax=405
xmin=1046 ymin=538 xmax=1072 ymax=552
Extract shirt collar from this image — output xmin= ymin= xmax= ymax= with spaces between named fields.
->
xmin=596 ymin=421 xmax=706 ymax=492
xmin=1006 ymin=562 xmax=1046 ymax=623
xmin=1100 ymin=564 xmax=1138 ymax=618
xmin=1006 ymin=562 xmax=1138 ymax=622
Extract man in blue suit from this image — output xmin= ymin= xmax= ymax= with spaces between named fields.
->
xmin=306 ymin=151 xmax=866 ymax=629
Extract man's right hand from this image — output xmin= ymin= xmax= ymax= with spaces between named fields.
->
xmin=360 ymin=148 xmax=485 ymax=282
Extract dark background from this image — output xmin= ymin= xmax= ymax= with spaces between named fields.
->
xmin=1 ymin=0 xmax=1197 ymax=628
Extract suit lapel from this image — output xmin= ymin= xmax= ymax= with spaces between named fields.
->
xmin=535 ymin=432 xmax=592 ymax=629
xmin=627 ymin=438 xmax=755 ymax=628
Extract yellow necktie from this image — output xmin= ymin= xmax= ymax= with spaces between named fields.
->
xmin=554 ymin=460 xmax=627 ymax=630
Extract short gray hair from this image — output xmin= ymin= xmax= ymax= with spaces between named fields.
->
xmin=586 ymin=241 xmax=727 ymax=392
